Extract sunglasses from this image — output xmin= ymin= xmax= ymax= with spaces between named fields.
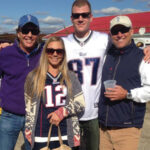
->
xmin=72 ymin=12 xmax=90 ymax=19
xmin=46 ymin=48 xmax=65 ymax=55
xmin=21 ymin=28 xmax=40 ymax=35
xmin=111 ymin=27 xmax=130 ymax=35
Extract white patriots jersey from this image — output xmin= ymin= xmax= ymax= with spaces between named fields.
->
xmin=63 ymin=31 xmax=109 ymax=121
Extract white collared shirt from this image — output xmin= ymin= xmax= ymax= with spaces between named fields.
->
xmin=131 ymin=60 xmax=150 ymax=103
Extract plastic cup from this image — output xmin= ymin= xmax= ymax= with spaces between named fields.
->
xmin=104 ymin=80 xmax=116 ymax=91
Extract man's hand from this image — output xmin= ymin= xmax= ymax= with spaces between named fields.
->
xmin=143 ymin=46 xmax=150 ymax=63
xmin=0 ymin=43 xmax=12 ymax=50
xmin=104 ymin=85 xmax=128 ymax=101
xmin=47 ymin=112 xmax=61 ymax=126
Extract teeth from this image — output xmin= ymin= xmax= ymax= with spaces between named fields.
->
xmin=25 ymin=39 xmax=33 ymax=44
xmin=51 ymin=58 xmax=59 ymax=61
xmin=117 ymin=38 xmax=124 ymax=42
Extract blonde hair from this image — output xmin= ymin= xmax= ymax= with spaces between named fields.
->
xmin=26 ymin=36 xmax=72 ymax=99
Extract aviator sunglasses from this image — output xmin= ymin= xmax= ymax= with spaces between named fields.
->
xmin=21 ymin=28 xmax=40 ymax=35
xmin=46 ymin=48 xmax=65 ymax=56
xmin=111 ymin=27 xmax=130 ymax=35
xmin=72 ymin=12 xmax=90 ymax=19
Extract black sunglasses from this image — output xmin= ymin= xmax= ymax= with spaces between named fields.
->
xmin=21 ymin=28 xmax=40 ymax=35
xmin=72 ymin=12 xmax=90 ymax=19
xmin=111 ymin=27 xmax=130 ymax=35
xmin=46 ymin=48 xmax=65 ymax=55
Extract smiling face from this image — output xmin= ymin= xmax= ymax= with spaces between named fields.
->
xmin=71 ymin=4 xmax=93 ymax=38
xmin=17 ymin=23 xmax=39 ymax=54
xmin=110 ymin=25 xmax=133 ymax=49
xmin=46 ymin=41 xmax=64 ymax=69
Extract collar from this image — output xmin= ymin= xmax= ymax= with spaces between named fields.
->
xmin=109 ymin=39 xmax=135 ymax=55
xmin=47 ymin=72 xmax=62 ymax=84
xmin=73 ymin=30 xmax=93 ymax=46
xmin=14 ymin=39 xmax=43 ymax=58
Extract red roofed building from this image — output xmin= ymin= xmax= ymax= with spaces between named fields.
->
xmin=43 ymin=11 xmax=150 ymax=48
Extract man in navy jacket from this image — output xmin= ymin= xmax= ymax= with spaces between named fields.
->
xmin=0 ymin=14 xmax=43 ymax=150
xmin=99 ymin=16 xmax=150 ymax=150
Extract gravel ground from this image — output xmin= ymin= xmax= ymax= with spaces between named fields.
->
xmin=14 ymin=132 xmax=25 ymax=150
xmin=138 ymin=101 xmax=150 ymax=150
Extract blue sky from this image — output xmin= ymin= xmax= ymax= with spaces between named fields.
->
xmin=0 ymin=0 xmax=149 ymax=34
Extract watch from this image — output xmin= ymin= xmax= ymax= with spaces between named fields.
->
xmin=126 ymin=91 xmax=132 ymax=99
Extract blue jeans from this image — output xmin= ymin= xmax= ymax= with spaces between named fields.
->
xmin=0 ymin=110 xmax=31 ymax=150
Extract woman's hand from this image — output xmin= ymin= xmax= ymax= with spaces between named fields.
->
xmin=47 ymin=112 xmax=61 ymax=126
xmin=25 ymin=129 xmax=32 ymax=145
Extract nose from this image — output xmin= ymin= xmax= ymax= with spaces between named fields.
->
xmin=27 ymin=31 xmax=32 ymax=36
xmin=53 ymin=51 xmax=58 ymax=56
xmin=117 ymin=31 xmax=123 ymax=36
xmin=78 ymin=15 xmax=83 ymax=20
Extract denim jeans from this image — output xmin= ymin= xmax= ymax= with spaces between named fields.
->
xmin=0 ymin=110 xmax=31 ymax=150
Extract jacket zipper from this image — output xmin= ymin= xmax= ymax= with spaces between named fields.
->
xmin=105 ymin=56 xmax=121 ymax=126
xmin=131 ymin=101 xmax=134 ymax=123
xmin=112 ymin=56 xmax=121 ymax=80
xmin=27 ymin=58 xmax=29 ymax=67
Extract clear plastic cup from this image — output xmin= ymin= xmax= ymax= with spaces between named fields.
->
xmin=104 ymin=80 xmax=116 ymax=91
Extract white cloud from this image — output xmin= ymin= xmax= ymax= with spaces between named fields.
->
xmin=122 ymin=8 xmax=141 ymax=13
xmin=40 ymin=25 xmax=64 ymax=34
xmin=94 ymin=7 xmax=121 ymax=15
xmin=93 ymin=7 xmax=142 ymax=16
xmin=2 ymin=19 xmax=17 ymax=25
xmin=13 ymin=25 xmax=18 ymax=31
xmin=40 ymin=16 xmax=64 ymax=25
